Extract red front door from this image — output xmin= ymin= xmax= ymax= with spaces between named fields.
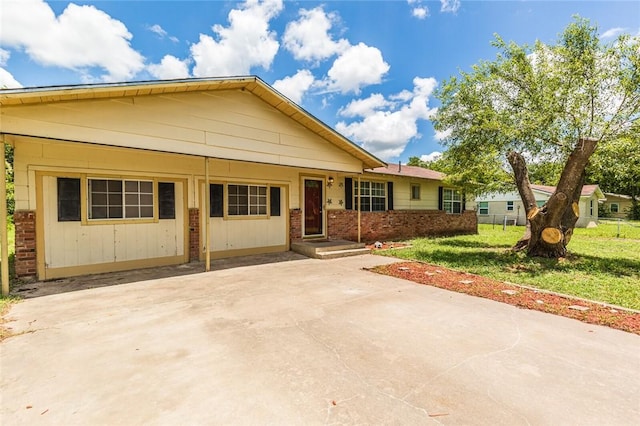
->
xmin=304 ymin=179 xmax=323 ymax=236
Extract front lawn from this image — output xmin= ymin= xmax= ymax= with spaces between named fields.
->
xmin=379 ymin=224 xmax=640 ymax=310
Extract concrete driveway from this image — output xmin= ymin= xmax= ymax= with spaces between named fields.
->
xmin=1 ymin=254 xmax=639 ymax=425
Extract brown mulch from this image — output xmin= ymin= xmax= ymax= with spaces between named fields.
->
xmin=368 ymin=261 xmax=640 ymax=335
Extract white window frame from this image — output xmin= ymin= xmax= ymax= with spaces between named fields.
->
xmin=88 ymin=178 xmax=154 ymax=220
xmin=610 ymin=203 xmax=619 ymax=213
xmin=443 ymin=188 xmax=462 ymax=214
xmin=478 ymin=201 xmax=489 ymax=215
xmin=227 ymin=184 xmax=268 ymax=216
xmin=411 ymin=184 xmax=421 ymax=200
xmin=506 ymin=201 xmax=514 ymax=211
xmin=354 ymin=180 xmax=386 ymax=212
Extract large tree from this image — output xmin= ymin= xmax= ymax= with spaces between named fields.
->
xmin=433 ymin=17 xmax=640 ymax=258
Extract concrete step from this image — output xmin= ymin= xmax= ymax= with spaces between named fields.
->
xmin=314 ymin=248 xmax=371 ymax=259
xmin=291 ymin=240 xmax=369 ymax=259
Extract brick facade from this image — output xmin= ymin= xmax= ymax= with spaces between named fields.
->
xmin=327 ymin=209 xmax=477 ymax=242
xmin=14 ymin=210 xmax=37 ymax=279
xmin=289 ymin=209 xmax=302 ymax=243
xmin=188 ymin=208 xmax=200 ymax=261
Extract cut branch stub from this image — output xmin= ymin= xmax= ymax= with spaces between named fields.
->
xmin=541 ymin=227 xmax=563 ymax=245
xmin=527 ymin=207 xmax=540 ymax=220
xmin=572 ymin=202 xmax=580 ymax=218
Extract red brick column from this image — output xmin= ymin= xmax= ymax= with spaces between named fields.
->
xmin=188 ymin=208 xmax=200 ymax=261
xmin=289 ymin=209 xmax=302 ymax=243
xmin=14 ymin=210 xmax=37 ymax=279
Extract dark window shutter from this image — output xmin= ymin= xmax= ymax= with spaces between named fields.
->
xmin=270 ymin=186 xmax=281 ymax=216
xmin=158 ymin=182 xmax=175 ymax=219
xmin=210 ymin=184 xmax=223 ymax=217
xmin=345 ymin=178 xmax=353 ymax=210
xmin=387 ymin=182 xmax=394 ymax=210
xmin=57 ymin=177 xmax=81 ymax=221
xmin=438 ymin=186 xmax=444 ymax=211
xmin=462 ymin=192 xmax=467 ymax=212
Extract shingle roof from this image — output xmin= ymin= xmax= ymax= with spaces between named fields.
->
xmin=366 ymin=164 xmax=445 ymax=180
xmin=531 ymin=184 xmax=601 ymax=197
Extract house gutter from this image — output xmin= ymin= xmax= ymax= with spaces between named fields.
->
xmin=1 ymin=136 xmax=9 ymax=296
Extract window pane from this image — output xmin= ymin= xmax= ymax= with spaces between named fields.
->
xmin=91 ymin=180 xmax=107 ymax=192
xmin=140 ymin=194 xmax=153 ymax=205
xmin=125 ymin=194 xmax=139 ymax=205
xmin=125 ymin=180 xmax=138 ymax=192
xmin=108 ymin=206 xmax=123 ymax=218
xmin=452 ymin=202 xmax=462 ymax=214
xmin=91 ymin=206 xmax=107 ymax=219
xmin=108 ymin=193 xmax=122 ymax=206
xmin=140 ymin=206 xmax=153 ymax=218
xmin=92 ymin=193 xmax=107 ymax=205
xmin=108 ymin=180 xmax=122 ymax=192
xmin=140 ymin=181 xmax=153 ymax=193
xmin=125 ymin=206 xmax=139 ymax=218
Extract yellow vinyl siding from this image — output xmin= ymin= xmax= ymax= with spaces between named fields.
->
xmin=2 ymin=90 xmax=364 ymax=173
xmin=41 ymin=175 xmax=186 ymax=272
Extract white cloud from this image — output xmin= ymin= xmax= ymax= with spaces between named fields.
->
xmin=272 ymin=69 xmax=315 ymax=104
xmin=191 ymin=0 xmax=283 ymax=77
xmin=148 ymin=55 xmax=190 ymax=80
xmin=0 ymin=67 xmax=22 ymax=88
xmin=336 ymin=76 xmax=438 ymax=160
xmin=324 ymin=43 xmax=390 ymax=94
xmin=434 ymin=128 xmax=452 ymax=141
xmin=601 ymin=27 xmax=625 ymax=39
xmin=420 ymin=151 xmax=442 ymax=162
xmin=0 ymin=0 xmax=145 ymax=82
xmin=148 ymin=24 xmax=179 ymax=43
xmin=282 ymin=7 xmax=349 ymax=63
xmin=412 ymin=7 xmax=429 ymax=20
xmin=339 ymin=94 xmax=393 ymax=118
xmin=149 ymin=24 xmax=168 ymax=38
xmin=440 ymin=0 xmax=461 ymax=13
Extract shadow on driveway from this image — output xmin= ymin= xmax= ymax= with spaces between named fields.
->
xmin=11 ymin=251 xmax=307 ymax=299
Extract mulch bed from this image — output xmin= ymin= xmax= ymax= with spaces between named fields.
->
xmin=368 ymin=261 xmax=640 ymax=335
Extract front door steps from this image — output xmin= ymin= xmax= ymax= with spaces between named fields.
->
xmin=291 ymin=239 xmax=370 ymax=259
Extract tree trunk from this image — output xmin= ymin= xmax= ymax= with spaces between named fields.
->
xmin=508 ymin=138 xmax=598 ymax=258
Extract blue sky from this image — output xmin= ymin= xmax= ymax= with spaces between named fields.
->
xmin=1 ymin=1 xmax=638 ymax=162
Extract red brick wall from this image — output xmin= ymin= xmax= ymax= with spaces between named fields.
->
xmin=327 ymin=209 xmax=477 ymax=242
xmin=188 ymin=208 xmax=200 ymax=261
xmin=14 ymin=210 xmax=37 ymax=279
xmin=289 ymin=209 xmax=302 ymax=242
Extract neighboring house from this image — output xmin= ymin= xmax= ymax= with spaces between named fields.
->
xmin=476 ymin=184 xmax=605 ymax=228
xmin=0 ymin=76 xmax=476 ymax=281
xmin=602 ymin=193 xmax=634 ymax=219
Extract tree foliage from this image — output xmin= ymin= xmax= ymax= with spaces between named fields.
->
xmin=433 ymin=17 xmax=640 ymax=256
xmin=434 ymin=17 xmax=639 ymax=194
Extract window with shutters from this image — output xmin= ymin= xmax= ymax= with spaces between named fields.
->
xmin=209 ymin=183 xmax=280 ymax=218
xmin=88 ymin=179 xmax=154 ymax=220
xmin=443 ymin=188 xmax=462 ymax=214
xmin=354 ymin=181 xmax=386 ymax=212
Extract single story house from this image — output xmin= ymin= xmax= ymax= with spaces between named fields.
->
xmin=1 ymin=76 xmax=475 ymax=282
xmin=602 ymin=193 xmax=635 ymax=219
xmin=475 ymin=184 xmax=605 ymax=228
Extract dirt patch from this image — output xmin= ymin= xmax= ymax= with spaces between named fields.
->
xmin=368 ymin=261 xmax=640 ymax=335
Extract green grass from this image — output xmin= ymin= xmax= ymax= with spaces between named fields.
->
xmin=382 ymin=224 xmax=640 ymax=310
